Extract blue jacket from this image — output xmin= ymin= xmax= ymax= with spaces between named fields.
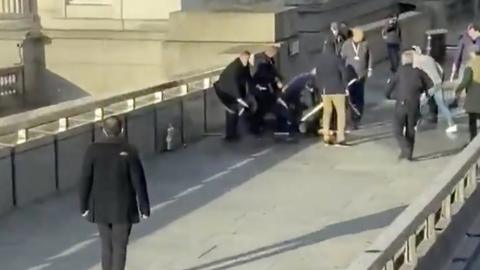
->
xmin=283 ymin=73 xmax=315 ymax=104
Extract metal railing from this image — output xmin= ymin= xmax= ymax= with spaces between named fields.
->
xmin=0 ymin=65 xmax=23 ymax=99
xmin=0 ymin=65 xmax=223 ymax=145
xmin=347 ymin=136 xmax=480 ymax=270
xmin=0 ymin=0 xmax=32 ymax=16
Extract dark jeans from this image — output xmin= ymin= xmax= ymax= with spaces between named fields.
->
xmin=427 ymin=96 xmax=438 ymax=123
xmin=469 ymin=113 xmax=480 ymax=141
xmin=387 ymin=44 xmax=401 ymax=73
xmin=393 ymin=103 xmax=419 ymax=159
xmin=348 ymin=78 xmax=365 ymax=128
xmin=97 ymin=223 xmax=132 ymax=270
xmin=274 ymin=101 xmax=303 ymax=134
xmin=250 ymin=88 xmax=276 ymax=134
xmin=215 ymin=87 xmax=240 ymax=140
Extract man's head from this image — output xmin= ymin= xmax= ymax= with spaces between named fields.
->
xmin=401 ymin=50 xmax=414 ymax=65
xmin=265 ymin=46 xmax=279 ymax=58
xmin=102 ymin=116 xmax=123 ymax=137
xmin=411 ymin=45 xmax=422 ymax=55
xmin=351 ymin=28 xmax=364 ymax=43
xmin=239 ymin=51 xmax=251 ymax=67
xmin=330 ymin=22 xmax=339 ymax=36
xmin=467 ymin=24 xmax=480 ymax=40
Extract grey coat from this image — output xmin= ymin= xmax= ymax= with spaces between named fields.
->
xmin=341 ymin=40 xmax=372 ymax=79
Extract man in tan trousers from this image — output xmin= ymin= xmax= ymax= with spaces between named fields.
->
xmin=316 ymin=41 xmax=348 ymax=145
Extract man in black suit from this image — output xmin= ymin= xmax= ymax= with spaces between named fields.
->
xmin=386 ymin=50 xmax=433 ymax=161
xmin=250 ymin=46 xmax=284 ymax=135
xmin=79 ymin=116 xmax=150 ymax=270
xmin=214 ymin=51 xmax=253 ymax=141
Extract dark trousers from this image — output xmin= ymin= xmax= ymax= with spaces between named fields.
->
xmin=427 ymin=96 xmax=438 ymax=123
xmin=215 ymin=87 xmax=240 ymax=139
xmin=387 ymin=44 xmax=401 ymax=73
xmin=250 ymin=88 xmax=276 ymax=134
xmin=274 ymin=101 xmax=302 ymax=134
xmin=393 ymin=103 xmax=418 ymax=159
xmin=97 ymin=223 xmax=132 ymax=270
xmin=348 ymin=78 xmax=365 ymax=128
xmin=469 ymin=113 xmax=480 ymax=141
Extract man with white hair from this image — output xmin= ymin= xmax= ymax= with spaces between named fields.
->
xmin=386 ymin=50 xmax=433 ymax=161
xmin=411 ymin=45 xmax=457 ymax=133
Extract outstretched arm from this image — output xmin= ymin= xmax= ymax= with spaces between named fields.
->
xmin=455 ymin=67 xmax=473 ymax=96
xmin=79 ymin=146 xmax=94 ymax=214
xmin=129 ymin=147 xmax=150 ymax=217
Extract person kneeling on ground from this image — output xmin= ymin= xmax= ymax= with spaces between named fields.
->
xmin=274 ymin=68 xmax=317 ymax=141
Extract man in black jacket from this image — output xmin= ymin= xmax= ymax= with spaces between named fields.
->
xmin=214 ymin=51 xmax=253 ymax=141
xmin=250 ymin=46 xmax=283 ymax=135
xmin=316 ymin=41 xmax=349 ymax=145
xmin=386 ymin=50 xmax=433 ymax=161
xmin=274 ymin=69 xmax=317 ymax=139
xmin=79 ymin=116 xmax=150 ymax=270
xmin=324 ymin=22 xmax=350 ymax=56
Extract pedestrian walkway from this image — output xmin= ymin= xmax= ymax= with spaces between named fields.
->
xmin=0 ymin=60 xmax=470 ymax=270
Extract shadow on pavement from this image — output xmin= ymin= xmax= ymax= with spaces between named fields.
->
xmin=414 ymin=147 xmax=464 ymax=162
xmin=182 ymin=206 xmax=406 ymax=270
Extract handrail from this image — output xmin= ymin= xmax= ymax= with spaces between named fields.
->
xmin=0 ymin=65 xmax=224 ymax=142
xmin=347 ymin=136 xmax=480 ymax=270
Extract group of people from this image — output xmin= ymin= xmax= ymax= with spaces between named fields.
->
xmin=213 ymin=15 xmax=480 ymax=160
xmin=213 ymin=20 xmax=376 ymax=146
xmin=387 ymin=22 xmax=480 ymax=161
xmin=75 ymin=19 xmax=480 ymax=270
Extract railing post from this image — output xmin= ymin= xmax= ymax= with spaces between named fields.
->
xmin=155 ymin=91 xmax=163 ymax=103
xmin=469 ymin=162 xmax=478 ymax=193
xmin=406 ymin=234 xmax=417 ymax=265
xmin=94 ymin=108 xmax=104 ymax=121
xmin=203 ymin=78 xmax=211 ymax=89
xmin=127 ymin=98 xmax=135 ymax=111
xmin=457 ymin=178 xmax=466 ymax=204
xmin=442 ymin=196 xmax=452 ymax=223
xmin=58 ymin=118 xmax=68 ymax=132
xmin=17 ymin=128 xmax=27 ymax=144
xmin=426 ymin=214 xmax=436 ymax=240
xmin=385 ymin=259 xmax=394 ymax=270
xmin=180 ymin=84 xmax=188 ymax=95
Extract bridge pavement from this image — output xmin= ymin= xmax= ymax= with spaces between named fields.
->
xmin=0 ymin=60 xmax=472 ymax=270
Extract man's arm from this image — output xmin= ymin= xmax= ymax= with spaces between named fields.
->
xmin=419 ymin=69 xmax=434 ymax=97
xmin=455 ymin=67 xmax=473 ymax=96
xmin=452 ymin=41 xmax=465 ymax=79
xmin=79 ymin=146 xmax=94 ymax=214
xmin=128 ymin=147 xmax=150 ymax=217
xmin=365 ymin=42 xmax=373 ymax=77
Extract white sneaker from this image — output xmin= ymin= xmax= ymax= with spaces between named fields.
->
xmin=446 ymin=125 xmax=458 ymax=133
